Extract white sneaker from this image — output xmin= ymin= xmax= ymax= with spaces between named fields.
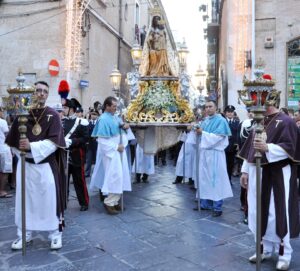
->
xmin=11 ymin=238 xmax=32 ymax=250
xmin=50 ymin=237 xmax=62 ymax=250
xmin=276 ymin=259 xmax=290 ymax=270
xmin=249 ymin=252 xmax=272 ymax=263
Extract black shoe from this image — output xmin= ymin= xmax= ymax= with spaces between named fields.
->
xmin=188 ymin=178 xmax=194 ymax=185
xmin=80 ymin=205 xmax=88 ymax=211
xmin=212 ymin=210 xmax=222 ymax=217
xmin=136 ymin=173 xmax=141 ymax=183
xmin=99 ymin=190 xmax=106 ymax=202
xmin=193 ymin=206 xmax=212 ymax=211
xmin=201 ymin=207 xmax=212 ymax=211
xmin=142 ymin=174 xmax=149 ymax=183
xmin=173 ymin=176 xmax=183 ymax=184
xmin=162 ymin=161 xmax=166 ymax=166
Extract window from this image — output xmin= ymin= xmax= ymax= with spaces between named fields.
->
xmin=124 ymin=3 xmax=128 ymax=21
xmin=135 ymin=1 xmax=140 ymax=27
xmin=287 ymin=37 xmax=300 ymax=109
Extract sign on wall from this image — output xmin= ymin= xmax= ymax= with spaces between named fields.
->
xmin=48 ymin=59 xmax=60 ymax=76
xmin=287 ymin=57 xmax=300 ymax=109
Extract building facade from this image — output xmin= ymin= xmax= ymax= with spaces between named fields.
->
xmin=0 ymin=0 xmax=166 ymax=110
xmin=207 ymin=0 xmax=300 ymax=118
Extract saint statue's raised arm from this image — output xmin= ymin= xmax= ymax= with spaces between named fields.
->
xmin=139 ymin=12 xmax=177 ymax=77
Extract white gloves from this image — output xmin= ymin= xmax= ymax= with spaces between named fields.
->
xmin=65 ymin=138 xmax=72 ymax=148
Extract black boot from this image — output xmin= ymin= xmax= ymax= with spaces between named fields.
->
xmin=188 ymin=178 xmax=194 ymax=185
xmin=136 ymin=173 xmax=141 ymax=183
xmin=99 ymin=190 xmax=106 ymax=202
xmin=142 ymin=174 xmax=149 ymax=183
xmin=173 ymin=176 xmax=183 ymax=184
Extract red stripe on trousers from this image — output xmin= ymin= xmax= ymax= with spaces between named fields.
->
xmin=80 ymin=148 xmax=89 ymax=205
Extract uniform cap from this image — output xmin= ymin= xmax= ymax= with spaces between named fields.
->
xmin=62 ymin=98 xmax=81 ymax=110
xmin=75 ymin=107 xmax=83 ymax=113
xmin=224 ymin=105 xmax=235 ymax=112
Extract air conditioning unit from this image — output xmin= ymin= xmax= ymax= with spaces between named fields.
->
xmin=264 ymin=36 xmax=274 ymax=49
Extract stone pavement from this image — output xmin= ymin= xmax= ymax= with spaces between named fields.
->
xmin=1 ymin=163 xmax=300 ymax=271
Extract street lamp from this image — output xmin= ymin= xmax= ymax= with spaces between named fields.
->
xmin=109 ymin=66 xmax=122 ymax=92
xmin=130 ymin=42 xmax=143 ymax=71
xmin=194 ymin=66 xmax=206 ymax=94
xmin=178 ymin=41 xmax=189 ymax=71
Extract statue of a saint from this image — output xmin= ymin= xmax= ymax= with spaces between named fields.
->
xmin=140 ymin=15 xmax=175 ymax=77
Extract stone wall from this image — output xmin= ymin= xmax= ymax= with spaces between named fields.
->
xmin=0 ymin=0 xmax=153 ymax=110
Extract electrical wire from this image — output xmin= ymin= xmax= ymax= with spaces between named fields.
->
xmin=1 ymin=0 xmax=60 ymax=5
xmin=0 ymin=0 xmax=152 ymax=37
xmin=0 ymin=9 xmax=66 ymax=38
xmin=1 ymin=6 xmax=63 ymax=18
xmin=100 ymin=0 xmax=150 ymax=8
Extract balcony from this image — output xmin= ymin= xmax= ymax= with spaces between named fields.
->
xmin=208 ymin=43 xmax=217 ymax=54
xmin=207 ymin=22 xmax=219 ymax=40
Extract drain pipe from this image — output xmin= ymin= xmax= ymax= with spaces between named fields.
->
xmin=117 ymin=0 xmax=122 ymax=69
xmin=251 ymin=0 xmax=255 ymax=79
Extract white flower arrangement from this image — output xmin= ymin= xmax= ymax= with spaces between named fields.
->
xmin=142 ymin=82 xmax=177 ymax=112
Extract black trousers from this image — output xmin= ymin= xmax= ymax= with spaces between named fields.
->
xmin=69 ymin=164 xmax=89 ymax=207
xmin=225 ymin=151 xmax=236 ymax=181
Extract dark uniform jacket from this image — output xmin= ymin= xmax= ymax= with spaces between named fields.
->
xmin=225 ymin=118 xmax=239 ymax=153
xmin=63 ymin=117 xmax=89 ymax=167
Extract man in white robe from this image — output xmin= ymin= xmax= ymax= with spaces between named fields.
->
xmin=173 ymin=132 xmax=195 ymax=184
xmin=6 ymin=81 xmax=66 ymax=250
xmin=89 ymin=96 xmax=131 ymax=215
xmin=193 ymin=100 xmax=233 ymax=217
xmin=132 ymin=144 xmax=155 ymax=183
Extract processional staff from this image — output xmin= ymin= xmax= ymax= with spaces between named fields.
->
xmin=237 ymin=60 xmax=278 ymax=271
xmin=110 ymin=66 xmax=125 ymax=212
xmin=3 ymin=71 xmax=36 ymax=256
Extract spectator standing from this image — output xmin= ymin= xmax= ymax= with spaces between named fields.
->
xmin=224 ymin=105 xmax=239 ymax=184
xmin=85 ymin=109 xmax=100 ymax=177
xmin=0 ymin=107 xmax=13 ymax=198
xmin=140 ymin=25 xmax=147 ymax=47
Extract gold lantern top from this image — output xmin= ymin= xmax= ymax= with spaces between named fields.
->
xmin=238 ymin=70 xmax=281 ymax=109
xmin=3 ymin=71 xmax=35 ymax=115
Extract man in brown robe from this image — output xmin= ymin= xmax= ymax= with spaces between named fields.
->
xmin=6 ymin=81 xmax=66 ymax=250
xmin=239 ymin=103 xmax=300 ymax=270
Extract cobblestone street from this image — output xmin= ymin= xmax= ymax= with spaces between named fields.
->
xmin=1 ymin=163 xmax=300 ymax=271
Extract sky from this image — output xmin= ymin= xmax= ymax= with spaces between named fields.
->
xmin=161 ymin=0 xmax=208 ymax=88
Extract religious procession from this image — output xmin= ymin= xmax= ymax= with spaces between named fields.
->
xmin=1 ymin=0 xmax=300 ymax=270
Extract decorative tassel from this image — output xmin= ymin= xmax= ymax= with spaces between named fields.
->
xmin=279 ymin=239 xmax=284 ymax=256
xmin=260 ymin=241 xmax=263 ymax=254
